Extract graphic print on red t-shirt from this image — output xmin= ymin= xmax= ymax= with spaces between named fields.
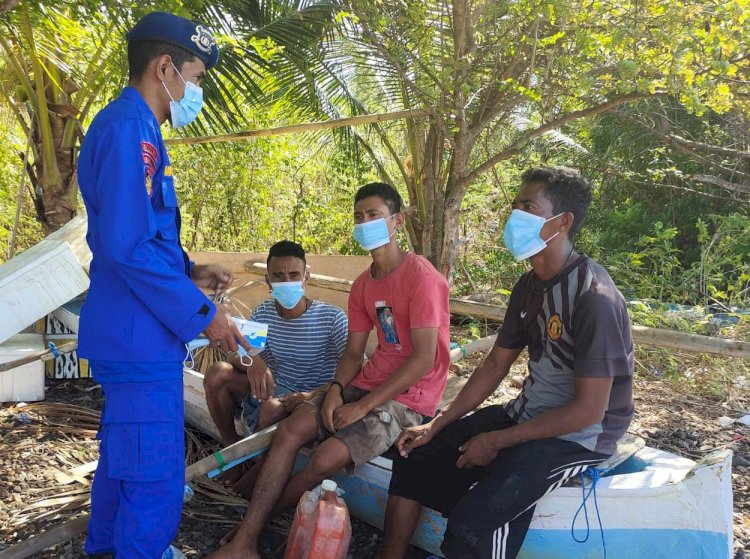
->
xmin=375 ymin=301 xmax=400 ymax=348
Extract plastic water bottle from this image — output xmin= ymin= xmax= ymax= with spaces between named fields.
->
xmin=161 ymin=544 xmax=187 ymax=559
xmin=285 ymin=479 xmax=352 ymax=559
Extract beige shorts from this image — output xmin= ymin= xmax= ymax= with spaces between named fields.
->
xmin=298 ymin=385 xmax=423 ymax=466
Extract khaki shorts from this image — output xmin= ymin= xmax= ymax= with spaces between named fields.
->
xmin=298 ymin=385 xmax=423 ymax=466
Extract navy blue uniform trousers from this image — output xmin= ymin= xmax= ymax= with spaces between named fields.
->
xmin=85 ymin=375 xmax=184 ymax=558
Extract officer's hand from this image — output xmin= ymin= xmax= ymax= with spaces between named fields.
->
xmin=203 ymin=305 xmax=250 ymax=353
xmin=247 ymin=366 xmax=275 ymax=402
xmin=192 ymin=264 xmax=233 ymax=296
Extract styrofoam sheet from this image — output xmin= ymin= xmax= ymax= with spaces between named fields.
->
xmin=0 ymin=333 xmax=46 ymax=402
xmin=0 ymin=241 xmax=89 ymax=344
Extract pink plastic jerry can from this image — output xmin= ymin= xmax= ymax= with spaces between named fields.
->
xmin=285 ymin=479 xmax=352 ymax=559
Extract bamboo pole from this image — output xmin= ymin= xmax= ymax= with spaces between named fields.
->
xmin=165 ymin=108 xmax=430 ymax=146
xmin=246 ymin=262 xmax=750 ymax=359
xmin=0 ymin=341 xmax=78 ymax=373
xmin=0 ymin=425 xmax=278 ymax=559
xmin=630 ymin=324 xmax=750 ymax=358
xmin=0 ymin=334 xmax=496 ymax=559
xmin=450 ymin=335 xmax=496 ymax=364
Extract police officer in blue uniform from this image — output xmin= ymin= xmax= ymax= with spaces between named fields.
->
xmin=77 ymin=12 xmax=250 ymax=559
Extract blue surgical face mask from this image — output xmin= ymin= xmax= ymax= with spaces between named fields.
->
xmin=162 ymin=62 xmax=203 ymax=128
xmin=353 ymin=214 xmax=396 ymax=251
xmin=503 ymin=209 xmax=564 ymax=260
xmin=271 ymin=281 xmax=305 ymax=310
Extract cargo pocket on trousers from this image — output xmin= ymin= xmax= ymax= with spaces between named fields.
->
xmin=103 ymin=391 xmax=180 ymax=482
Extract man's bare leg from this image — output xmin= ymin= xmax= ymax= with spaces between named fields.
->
xmin=203 ymin=361 xmax=249 ymax=447
xmin=206 ymin=405 xmax=319 ymax=559
xmin=257 ymin=399 xmax=289 ymax=430
xmin=381 ymin=495 xmax=423 ymax=559
xmin=271 ymin=436 xmax=353 ymax=514
xmin=226 ymin=400 xmax=290 ymax=499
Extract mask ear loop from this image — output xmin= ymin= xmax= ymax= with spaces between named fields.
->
xmin=238 ymin=346 xmax=254 ymax=367
xmin=183 ymin=343 xmax=195 ymax=369
xmin=541 ymin=212 xmax=568 ymax=244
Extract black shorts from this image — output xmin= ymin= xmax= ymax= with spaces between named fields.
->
xmin=389 ymin=405 xmax=608 ymax=558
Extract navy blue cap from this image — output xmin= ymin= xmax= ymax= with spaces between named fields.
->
xmin=127 ymin=11 xmax=219 ymax=70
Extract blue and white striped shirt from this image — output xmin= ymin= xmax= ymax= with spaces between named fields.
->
xmin=249 ymin=299 xmax=348 ymax=392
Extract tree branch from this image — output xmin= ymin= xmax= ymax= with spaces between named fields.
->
xmin=612 ymin=110 xmax=750 ymax=162
xmin=462 ymin=92 xmax=652 ymax=188
xmin=689 ymin=174 xmax=750 ymax=196
xmin=614 ymin=111 xmax=750 ymax=182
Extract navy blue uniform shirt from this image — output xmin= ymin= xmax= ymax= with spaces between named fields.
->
xmin=77 ymin=87 xmax=215 ymax=376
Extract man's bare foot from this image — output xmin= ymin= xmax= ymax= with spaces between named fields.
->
xmin=205 ymin=539 xmax=260 ymax=559
xmin=230 ymin=468 xmax=258 ymax=499
xmin=219 ymin=523 xmax=241 ymax=547
xmin=216 ymin=461 xmax=251 ymax=487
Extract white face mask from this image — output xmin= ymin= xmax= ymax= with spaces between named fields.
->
xmin=352 ymin=214 xmax=396 ymax=251
xmin=162 ymin=62 xmax=204 ymax=128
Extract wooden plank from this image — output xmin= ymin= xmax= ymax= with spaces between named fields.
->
xmin=165 ymin=108 xmax=430 ymax=146
xmin=245 ymin=262 xmax=508 ymax=322
xmin=246 ymin=263 xmax=750 ymax=359
xmin=183 ymin=368 xmax=221 ymax=440
xmin=597 ymin=433 xmax=646 ymax=472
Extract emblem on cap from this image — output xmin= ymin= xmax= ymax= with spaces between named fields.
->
xmin=191 ymin=25 xmax=215 ymax=54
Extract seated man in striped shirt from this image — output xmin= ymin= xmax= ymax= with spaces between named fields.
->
xmin=203 ymin=240 xmax=349 ymax=450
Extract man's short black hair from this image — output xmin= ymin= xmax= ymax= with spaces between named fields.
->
xmin=354 ymin=182 xmax=402 ymax=215
xmin=128 ymin=40 xmax=196 ymax=82
xmin=267 ymin=240 xmax=306 ymax=267
xmin=521 ymin=166 xmax=592 ymax=239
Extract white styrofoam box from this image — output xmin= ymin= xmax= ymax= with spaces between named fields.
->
xmin=51 ymin=295 xmax=85 ymax=334
xmin=0 ymin=240 xmax=89 ymax=344
xmin=0 ymin=333 xmax=46 ymax=402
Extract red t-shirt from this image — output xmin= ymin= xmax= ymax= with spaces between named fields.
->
xmin=349 ymin=252 xmax=451 ymax=417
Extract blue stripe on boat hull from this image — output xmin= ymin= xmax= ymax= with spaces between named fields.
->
xmin=519 ymin=529 xmax=729 ymax=559
xmin=333 ymin=471 xmax=730 ymax=558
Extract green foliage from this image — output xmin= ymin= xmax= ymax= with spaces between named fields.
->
xmin=171 ymin=135 xmax=377 ymax=255
xmin=602 ymin=221 xmax=684 ymax=301
xmin=590 ymin=213 xmax=750 ymax=309
xmin=0 ymin=111 xmax=42 ymax=262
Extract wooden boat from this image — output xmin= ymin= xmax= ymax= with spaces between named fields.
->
xmin=184 ymin=368 xmax=735 ymax=559
xmin=0 ymin=223 xmax=736 ymax=557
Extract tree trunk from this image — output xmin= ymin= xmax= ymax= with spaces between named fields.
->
xmin=30 ymin=73 xmax=79 ymax=233
xmin=405 ymin=119 xmax=472 ymax=283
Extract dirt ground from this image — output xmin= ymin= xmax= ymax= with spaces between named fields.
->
xmin=1 ymin=348 xmax=748 ymax=558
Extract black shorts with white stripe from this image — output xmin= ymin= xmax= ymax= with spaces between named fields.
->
xmin=389 ymin=405 xmax=608 ymax=559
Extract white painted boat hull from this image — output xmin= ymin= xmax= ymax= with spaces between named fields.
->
xmin=183 ymin=369 xmax=734 ymax=558
xmin=334 ymin=448 xmax=733 ymax=558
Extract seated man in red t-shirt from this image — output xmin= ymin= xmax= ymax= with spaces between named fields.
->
xmin=208 ymin=182 xmax=451 ymax=559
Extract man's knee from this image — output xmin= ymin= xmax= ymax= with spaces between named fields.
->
xmin=258 ymin=399 xmax=286 ymax=429
xmin=203 ymin=361 xmax=235 ymax=392
xmin=274 ymin=410 xmax=317 ymax=449
xmin=305 ymin=452 xmax=342 ymax=481
xmin=305 ymin=440 xmax=351 ymax=481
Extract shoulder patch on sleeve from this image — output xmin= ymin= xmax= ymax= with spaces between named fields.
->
xmin=141 ymin=141 xmax=158 ymax=177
